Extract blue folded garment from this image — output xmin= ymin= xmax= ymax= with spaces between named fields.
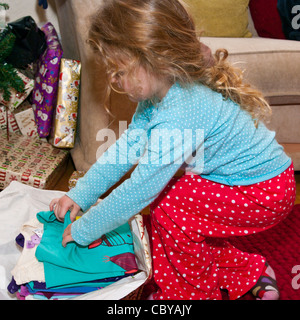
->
xmin=35 ymin=211 xmax=138 ymax=288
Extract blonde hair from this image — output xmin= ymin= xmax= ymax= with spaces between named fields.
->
xmin=88 ymin=0 xmax=271 ymax=123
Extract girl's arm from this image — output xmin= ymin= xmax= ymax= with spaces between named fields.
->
xmin=51 ymin=102 xmax=149 ymax=222
xmin=69 ymin=120 xmax=201 ymax=246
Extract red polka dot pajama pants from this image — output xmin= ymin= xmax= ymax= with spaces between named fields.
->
xmin=149 ymin=164 xmax=296 ymax=300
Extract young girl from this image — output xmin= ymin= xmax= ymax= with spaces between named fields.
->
xmin=50 ymin=0 xmax=296 ymax=300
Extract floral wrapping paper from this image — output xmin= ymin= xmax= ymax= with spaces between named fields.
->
xmin=32 ymin=22 xmax=63 ymax=138
xmin=49 ymin=58 xmax=81 ymax=148
xmin=0 ymin=131 xmax=69 ymax=190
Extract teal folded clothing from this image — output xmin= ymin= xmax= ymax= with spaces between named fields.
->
xmin=35 ymin=211 xmax=138 ymax=288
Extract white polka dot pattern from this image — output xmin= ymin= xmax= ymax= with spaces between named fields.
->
xmin=67 ymin=82 xmax=291 ymax=246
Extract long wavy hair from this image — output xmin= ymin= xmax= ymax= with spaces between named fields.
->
xmin=88 ymin=0 xmax=271 ymax=123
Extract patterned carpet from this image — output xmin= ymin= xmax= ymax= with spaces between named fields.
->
xmin=230 ymin=204 xmax=300 ymax=300
xmin=142 ymin=204 xmax=300 ymax=300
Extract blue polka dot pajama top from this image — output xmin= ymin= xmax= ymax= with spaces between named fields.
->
xmin=66 ymin=82 xmax=291 ymax=247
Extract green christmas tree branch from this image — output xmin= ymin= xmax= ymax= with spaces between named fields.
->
xmin=0 ymin=3 xmax=9 ymax=10
xmin=0 ymin=63 xmax=25 ymax=101
xmin=0 ymin=22 xmax=25 ymax=102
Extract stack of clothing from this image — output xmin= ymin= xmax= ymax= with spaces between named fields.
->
xmin=7 ymin=210 xmax=138 ymax=300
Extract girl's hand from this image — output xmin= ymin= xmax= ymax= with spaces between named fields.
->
xmin=62 ymin=224 xmax=74 ymax=247
xmin=49 ymin=195 xmax=80 ymax=222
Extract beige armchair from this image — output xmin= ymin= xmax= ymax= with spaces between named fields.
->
xmin=54 ymin=0 xmax=300 ymax=171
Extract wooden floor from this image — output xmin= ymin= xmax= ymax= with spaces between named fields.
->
xmin=52 ymin=157 xmax=76 ymax=192
xmin=54 ymin=158 xmax=300 ymax=206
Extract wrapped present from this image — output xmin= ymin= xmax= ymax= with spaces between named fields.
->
xmin=0 ymin=70 xmax=34 ymax=110
xmin=0 ymin=106 xmax=7 ymax=130
xmin=49 ymin=58 xmax=81 ymax=148
xmin=13 ymin=101 xmax=38 ymax=138
xmin=7 ymin=108 xmax=20 ymax=133
xmin=68 ymin=170 xmax=86 ymax=190
xmin=0 ymin=131 xmax=69 ymax=190
xmin=32 ymin=22 xmax=63 ymax=138
xmin=0 ymin=105 xmax=21 ymax=134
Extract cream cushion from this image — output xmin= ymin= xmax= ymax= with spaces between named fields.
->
xmin=202 ymin=37 xmax=300 ymax=144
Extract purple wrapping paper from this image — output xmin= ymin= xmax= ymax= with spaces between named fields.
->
xmin=32 ymin=22 xmax=63 ymax=138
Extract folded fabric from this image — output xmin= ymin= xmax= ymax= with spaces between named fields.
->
xmin=28 ymin=274 xmax=129 ymax=293
xmin=10 ymin=217 xmax=45 ymax=285
xmin=35 ymin=211 xmax=138 ymax=288
xmin=17 ymin=285 xmax=80 ymax=300
xmin=8 ymin=273 xmax=130 ymax=300
xmin=26 ymin=282 xmax=100 ymax=295
xmin=7 ymin=277 xmax=20 ymax=295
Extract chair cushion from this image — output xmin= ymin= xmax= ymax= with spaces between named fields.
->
xmin=249 ymin=0 xmax=286 ymax=39
xmin=184 ymin=0 xmax=252 ymax=38
xmin=202 ymin=37 xmax=300 ymax=106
